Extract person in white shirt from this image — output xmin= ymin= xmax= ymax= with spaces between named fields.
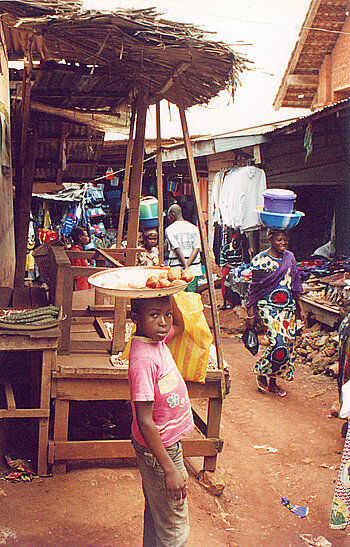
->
xmin=165 ymin=204 xmax=202 ymax=292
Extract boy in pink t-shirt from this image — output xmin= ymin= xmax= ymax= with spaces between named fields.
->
xmin=129 ymin=295 xmax=194 ymax=546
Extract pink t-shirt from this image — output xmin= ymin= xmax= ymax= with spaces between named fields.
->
xmin=128 ymin=327 xmax=194 ymax=448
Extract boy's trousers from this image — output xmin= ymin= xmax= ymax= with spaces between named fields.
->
xmin=132 ymin=437 xmax=189 ymax=547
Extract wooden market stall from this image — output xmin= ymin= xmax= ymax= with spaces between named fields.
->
xmin=1 ymin=1 xmax=250 ymax=474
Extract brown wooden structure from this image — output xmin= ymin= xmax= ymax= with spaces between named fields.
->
xmin=0 ymin=1 xmax=250 ymax=473
xmin=0 ymin=287 xmax=58 ymax=475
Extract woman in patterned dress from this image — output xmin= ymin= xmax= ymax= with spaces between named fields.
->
xmin=246 ymin=229 xmax=306 ymax=397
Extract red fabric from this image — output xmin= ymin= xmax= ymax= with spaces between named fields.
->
xmin=70 ymin=244 xmax=90 ymax=291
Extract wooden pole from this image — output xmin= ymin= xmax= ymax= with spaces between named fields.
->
xmin=14 ymin=128 xmax=37 ymax=287
xmin=175 ymin=88 xmax=224 ymax=372
xmin=125 ymin=87 xmax=149 ymax=265
xmin=116 ymin=103 xmax=136 ymax=248
xmin=156 ymin=100 xmax=164 ymax=264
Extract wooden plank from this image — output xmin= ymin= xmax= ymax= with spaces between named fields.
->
xmin=51 ymin=399 xmax=69 ymax=473
xmin=300 ymin=296 xmax=342 ymax=327
xmin=156 ymin=100 xmax=164 ymax=263
xmin=204 ymin=398 xmax=223 ymax=471
xmin=72 ymin=266 xmax=109 ymax=276
xmin=0 ymin=336 xmax=58 ymax=351
xmin=69 ymin=339 xmax=112 ymax=352
xmin=66 ymin=249 xmax=140 ymax=260
xmin=0 ymin=409 xmax=50 ymax=418
xmin=192 ymin=408 xmax=207 ymax=436
xmin=4 ymin=382 xmax=16 ymax=410
xmin=19 ymin=66 xmax=32 ymax=167
xmin=14 ymin=126 xmax=37 ymax=288
xmin=286 ymin=74 xmax=319 ymax=87
xmin=176 ymin=87 xmax=224 ymax=373
xmin=55 ymin=377 xmax=130 ymax=400
xmin=112 ymin=298 xmax=127 ymax=354
xmin=96 ymin=248 xmax=124 ymax=268
xmin=117 ymin=102 xmax=136 ymax=247
xmin=126 ymin=87 xmax=149 ymax=265
xmin=94 ymin=317 xmax=111 ymax=339
xmin=52 ymin=437 xmax=221 ymax=461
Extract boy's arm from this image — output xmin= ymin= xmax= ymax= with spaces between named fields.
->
xmin=135 ymin=400 xmax=187 ymax=500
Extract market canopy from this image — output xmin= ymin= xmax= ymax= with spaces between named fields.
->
xmin=2 ymin=0 xmax=250 ymax=122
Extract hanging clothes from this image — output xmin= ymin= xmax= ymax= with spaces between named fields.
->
xmin=211 ymin=165 xmax=266 ymax=233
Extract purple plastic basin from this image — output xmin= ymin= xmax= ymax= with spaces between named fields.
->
xmin=263 ymin=189 xmax=296 ymax=214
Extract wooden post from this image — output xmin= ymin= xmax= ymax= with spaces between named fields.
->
xmin=116 ymin=103 xmax=136 ymax=247
xmin=125 ymin=87 xmax=149 ymax=265
xmin=156 ymin=100 xmax=164 ymax=263
xmin=176 ymin=88 xmax=224 ymax=372
xmin=14 ymin=130 xmax=37 ymax=287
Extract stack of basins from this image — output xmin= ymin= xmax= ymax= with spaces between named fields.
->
xmin=139 ymin=197 xmax=158 ymax=229
xmin=256 ymin=189 xmax=304 ymax=229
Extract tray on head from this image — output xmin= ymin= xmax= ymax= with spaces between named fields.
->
xmin=88 ymin=266 xmax=188 ymax=298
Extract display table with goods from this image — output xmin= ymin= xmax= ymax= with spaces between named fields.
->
xmin=301 ymin=271 xmax=350 ymax=327
xmin=0 ymin=287 xmax=59 ymax=476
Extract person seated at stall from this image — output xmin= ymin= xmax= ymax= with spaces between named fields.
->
xmin=137 ymin=228 xmax=160 ymax=267
xmin=220 ymin=232 xmax=250 ymax=309
xmin=69 ymin=226 xmax=91 ymax=291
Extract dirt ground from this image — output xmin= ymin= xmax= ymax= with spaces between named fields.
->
xmin=0 ymin=291 xmax=349 ymax=546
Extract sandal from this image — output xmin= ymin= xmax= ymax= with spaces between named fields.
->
xmin=268 ymin=385 xmax=287 ymax=397
xmin=256 ymin=376 xmax=269 ymax=393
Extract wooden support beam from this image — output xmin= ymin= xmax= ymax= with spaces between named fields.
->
xmin=30 ymin=101 xmax=129 ymax=133
xmin=51 ymin=437 xmax=221 ymax=462
xmin=19 ymin=66 xmax=32 ymax=167
xmin=4 ymin=382 xmax=16 ymax=410
xmin=96 ymin=248 xmax=124 ymax=268
xmin=126 ymin=87 xmax=149 ymax=264
xmin=176 ymin=87 xmax=224 ymax=373
xmin=116 ymin=102 xmax=136 ymax=248
xmin=149 ymin=62 xmax=191 ymax=102
xmin=286 ymin=74 xmax=319 ymax=87
xmin=112 ymin=297 xmax=127 ymax=354
xmin=156 ymin=100 xmax=164 ymax=263
xmin=14 ymin=126 xmax=37 ymax=287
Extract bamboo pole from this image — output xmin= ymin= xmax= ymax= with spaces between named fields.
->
xmin=175 ymin=87 xmax=224 ymax=372
xmin=125 ymin=87 xmax=149 ymax=264
xmin=116 ymin=103 xmax=136 ymax=248
xmin=156 ymin=100 xmax=164 ymax=264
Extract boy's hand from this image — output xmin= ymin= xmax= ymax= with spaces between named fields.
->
xmin=165 ymin=467 xmax=187 ymax=500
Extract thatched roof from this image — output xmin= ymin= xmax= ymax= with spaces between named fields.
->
xmin=2 ymin=1 xmax=250 ymax=111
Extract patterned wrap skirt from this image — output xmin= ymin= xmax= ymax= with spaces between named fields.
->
xmin=255 ymin=288 xmax=296 ymax=381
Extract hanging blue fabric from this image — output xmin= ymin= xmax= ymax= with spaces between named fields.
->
xmin=61 ymin=206 xmax=77 ymax=237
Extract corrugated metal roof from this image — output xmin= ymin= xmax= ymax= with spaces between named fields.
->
xmin=160 ymin=98 xmax=350 ymax=161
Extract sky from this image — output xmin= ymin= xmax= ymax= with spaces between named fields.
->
xmin=83 ymin=0 xmax=312 ymax=138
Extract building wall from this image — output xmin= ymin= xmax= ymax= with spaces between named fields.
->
xmin=0 ymin=22 xmax=15 ymax=287
xmin=316 ymin=16 xmax=350 ymax=107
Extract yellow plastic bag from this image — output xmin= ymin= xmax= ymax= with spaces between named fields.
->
xmin=122 ymin=292 xmax=212 ymax=383
xmin=167 ymin=291 xmax=212 ymax=383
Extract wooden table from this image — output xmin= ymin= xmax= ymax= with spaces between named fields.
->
xmin=0 ymin=327 xmax=59 ymax=475
xmin=301 ymin=295 xmax=346 ymax=327
xmin=50 ymin=352 xmax=227 ymax=474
